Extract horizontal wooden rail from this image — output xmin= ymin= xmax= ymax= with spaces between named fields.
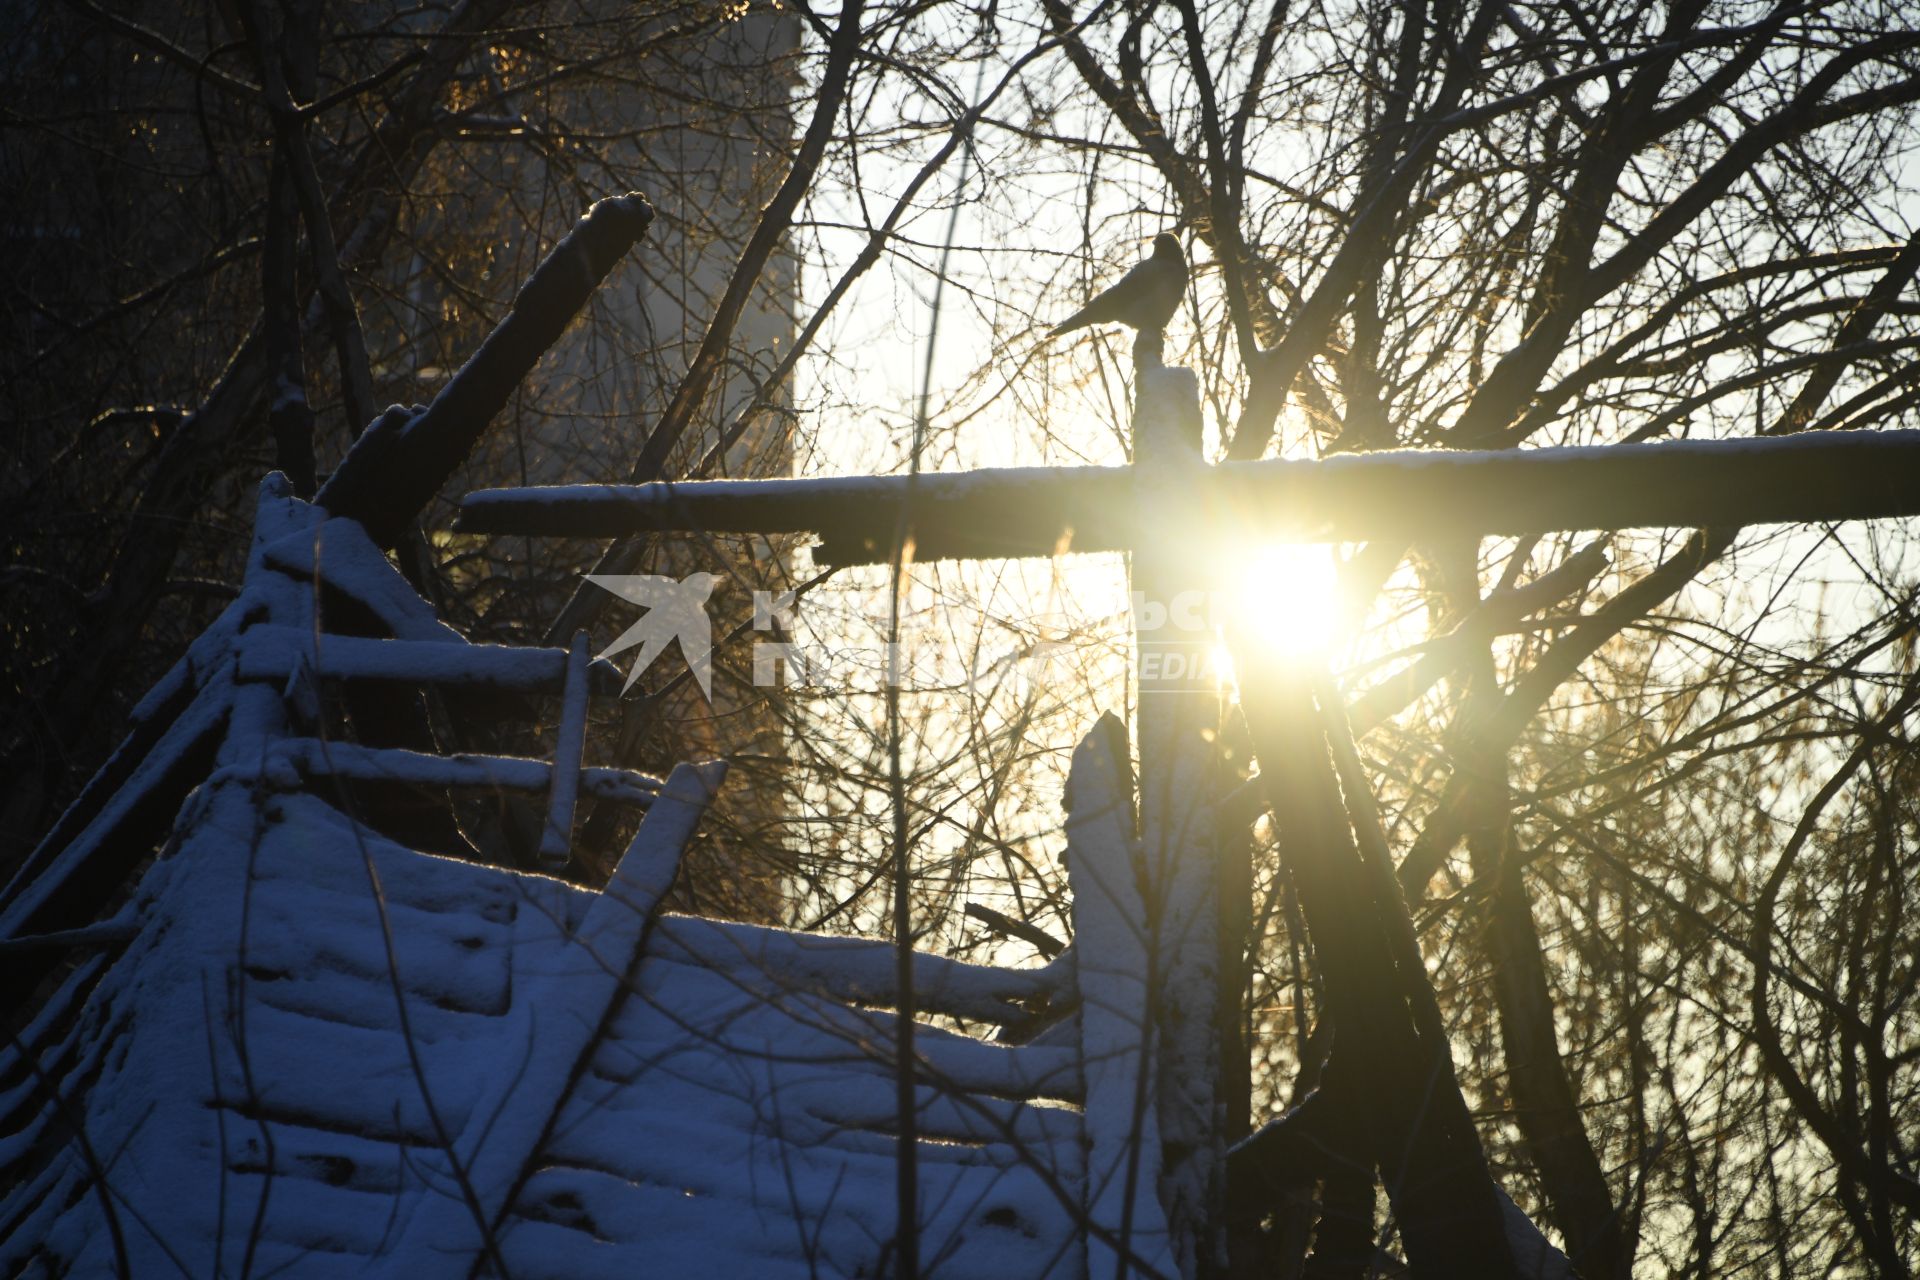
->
xmin=458 ymin=429 xmax=1920 ymax=565
xmin=237 ymin=626 xmax=625 ymax=692
xmin=651 ymin=913 xmax=1072 ymax=1027
xmin=268 ymin=739 xmax=661 ymax=807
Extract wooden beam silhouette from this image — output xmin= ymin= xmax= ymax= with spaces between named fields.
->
xmin=458 ymin=429 xmax=1920 ymax=565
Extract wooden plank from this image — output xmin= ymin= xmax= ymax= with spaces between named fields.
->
xmin=1065 ymin=715 xmax=1178 ymax=1280
xmin=316 ymin=193 xmax=655 ymax=549
xmin=457 ymin=428 xmax=1920 ymax=565
xmin=649 ymin=914 xmax=1068 ymax=1025
xmin=259 ymin=516 xmax=464 ymax=644
xmin=267 ymin=739 xmax=661 ymax=807
xmin=236 ymin=625 xmax=624 ymax=692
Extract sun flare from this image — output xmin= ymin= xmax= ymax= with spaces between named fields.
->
xmin=1229 ymin=543 xmax=1340 ymax=660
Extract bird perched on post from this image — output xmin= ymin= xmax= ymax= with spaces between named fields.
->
xmin=1051 ymin=233 xmax=1187 ymax=337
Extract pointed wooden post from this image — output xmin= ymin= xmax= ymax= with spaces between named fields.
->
xmin=1129 ymin=352 xmax=1225 ymax=1277
xmin=1067 ymin=714 xmax=1178 ymax=1280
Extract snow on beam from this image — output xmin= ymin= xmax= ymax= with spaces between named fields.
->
xmin=457 ymin=429 xmax=1920 ymax=565
xmin=650 ymin=914 xmax=1070 ymax=1027
xmin=0 ymin=674 xmax=232 ymax=945
xmin=267 ymin=739 xmax=661 ymax=807
xmin=259 ymin=516 xmax=463 ymax=643
xmin=236 ymin=625 xmax=626 ymax=693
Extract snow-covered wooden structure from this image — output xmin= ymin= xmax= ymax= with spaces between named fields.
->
xmin=0 ymin=475 xmax=1191 ymax=1278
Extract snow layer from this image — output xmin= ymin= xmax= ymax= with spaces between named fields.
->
xmin=2 ymin=774 xmax=1099 ymax=1279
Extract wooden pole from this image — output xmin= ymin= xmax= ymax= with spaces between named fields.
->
xmin=1129 ymin=355 xmax=1225 ymax=1278
xmin=318 ymin=191 xmax=655 ymax=548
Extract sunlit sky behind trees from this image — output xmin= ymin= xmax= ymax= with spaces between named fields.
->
xmin=6 ymin=0 xmax=1920 ymax=1272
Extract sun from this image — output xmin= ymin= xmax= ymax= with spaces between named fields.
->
xmin=1227 ymin=542 xmax=1340 ymax=660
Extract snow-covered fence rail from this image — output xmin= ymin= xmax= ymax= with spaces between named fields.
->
xmin=265 ymin=739 xmax=663 ymax=806
xmin=236 ymin=625 xmax=627 ymax=692
xmin=457 ymin=428 xmax=1920 ymax=565
xmin=653 ymin=913 xmax=1071 ymax=1026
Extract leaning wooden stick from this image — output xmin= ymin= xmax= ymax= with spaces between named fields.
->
xmin=318 ymin=191 xmax=655 ymax=547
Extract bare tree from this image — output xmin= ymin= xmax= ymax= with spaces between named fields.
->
xmin=8 ymin=0 xmax=1920 ymax=1273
